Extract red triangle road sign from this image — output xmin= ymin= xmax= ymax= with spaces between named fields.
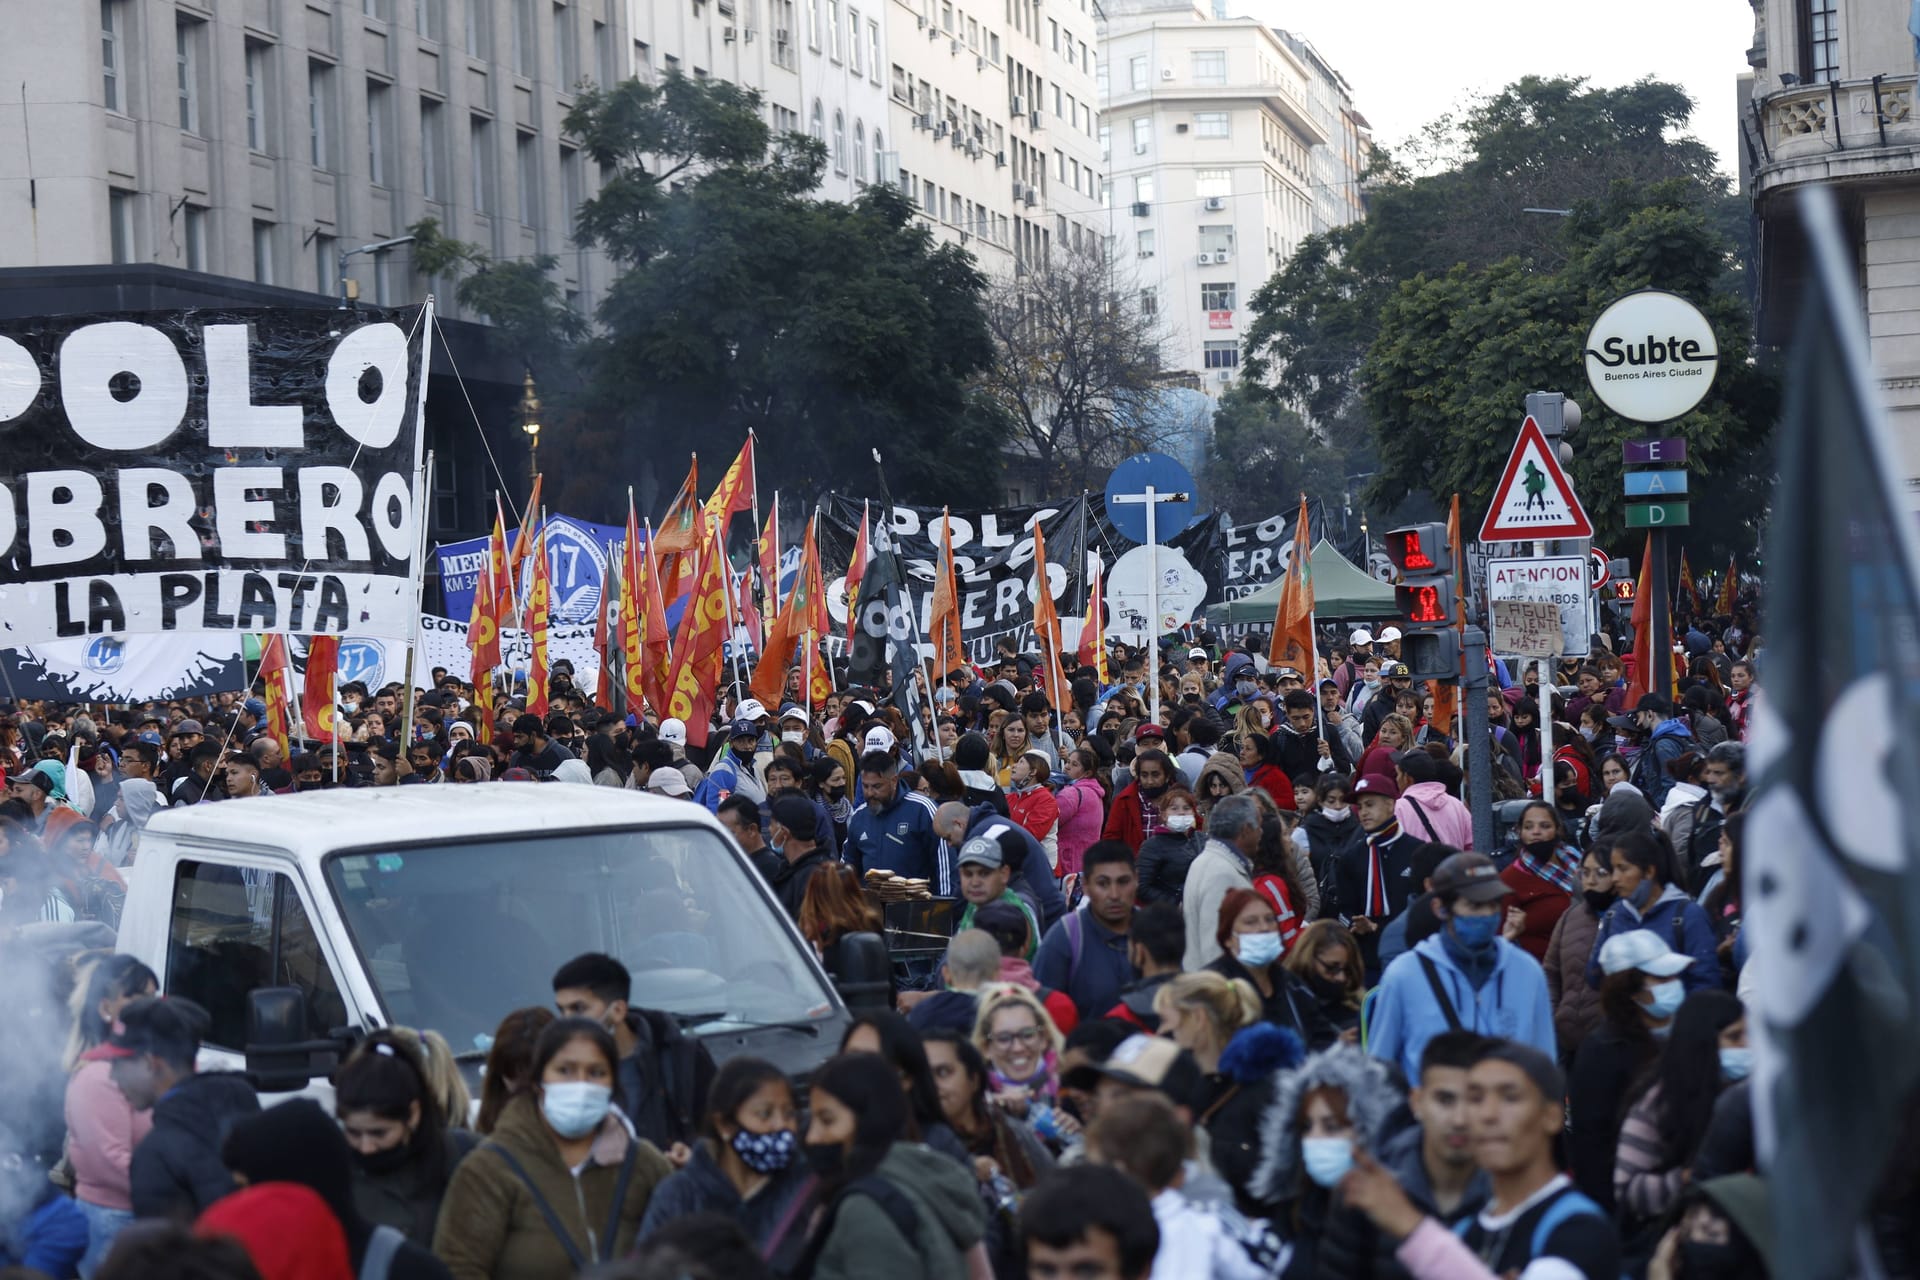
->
xmin=1478 ymin=415 xmax=1595 ymax=542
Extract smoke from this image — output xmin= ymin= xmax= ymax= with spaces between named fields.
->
xmin=0 ymin=925 xmax=108 ymax=1232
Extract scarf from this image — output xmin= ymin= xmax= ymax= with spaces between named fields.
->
xmin=1520 ymin=842 xmax=1581 ymax=894
xmin=987 ymin=1049 xmax=1059 ymax=1105
xmin=1138 ymin=789 xmax=1163 ymax=835
xmin=1363 ymin=821 xmax=1401 ymax=917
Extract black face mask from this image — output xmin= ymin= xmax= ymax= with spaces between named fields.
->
xmin=803 ymin=1141 xmax=847 ymax=1178
xmin=1676 ymin=1238 xmax=1745 ymax=1279
xmin=1522 ymin=839 xmax=1559 ymax=860
xmin=1139 ymin=782 xmax=1167 ymax=799
xmin=1306 ymin=972 xmax=1347 ymax=1002
xmin=353 ymin=1142 xmax=415 ymax=1176
xmin=1583 ymin=889 xmax=1615 ymax=916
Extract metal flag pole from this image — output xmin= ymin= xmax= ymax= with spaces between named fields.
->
xmin=871 ymin=449 xmax=946 ymax=762
xmin=713 ymin=519 xmax=751 ymax=703
xmin=400 ymin=448 xmax=436 ymax=772
xmin=643 ymin=517 xmax=674 ymax=664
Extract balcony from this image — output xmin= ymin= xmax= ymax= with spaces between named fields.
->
xmin=1748 ymin=73 xmax=1920 ymax=203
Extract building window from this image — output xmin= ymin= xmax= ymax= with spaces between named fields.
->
xmin=467 ymin=0 xmax=492 ymax=55
xmin=184 ymin=205 xmax=207 ymax=271
xmin=308 ymin=61 xmax=335 ymax=168
xmin=810 ymin=99 xmax=824 ymax=141
xmin=101 ymin=0 xmax=123 ymax=112
xmin=1133 ymin=173 xmax=1153 ymax=202
xmin=594 ymin=20 xmax=614 ymax=86
xmin=416 ymin=0 xmax=444 ymax=38
xmin=517 ymin=131 xmax=540 ymax=227
xmin=367 ymin=80 xmax=392 ymax=184
xmin=313 ymin=233 xmax=337 ymax=294
xmin=421 ymin=98 xmax=446 ymax=199
xmin=1196 ymin=168 xmax=1230 ymax=198
xmin=634 ymin=39 xmax=652 ymax=80
xmin=1194 ymin=110 xmax=1228 ymax=138
xmin=1191 ymin=49 xmax=1226 ymax=85
xmin=1203 ymin=340 xmax=1239 ymax=369
xmin=832 ymin=110 xmax=846 ymax=173
xmin=364 ymin=0 xmax=392 ymax=18
xmin=1128 ymin=54 xmax=1146 ymax=91
xmin=253 ymin=221 xmax=276 ymax=284
xmin=1136 ymin=228 xmax=1153 ymax=257
xmin=848 ymin=7 xmax=862 ymax=72
xmin=1140 ymin=287 xmax=1157 ymax=317
xmin=245 ymin=42 xmax=272 ymax=151
xmin=512 ymin=0 xmax=535 ymax=73
xmin=1801 ymin=0 xmax=1839 ymax=82
xmin=471 ymin=115 xmax=496 ymax=212
xmin=1198 ymin=223 xmax=1235 ymax=254
xmin=826 ymin=0 xmax=840 ymax=58
xmin=108 ymin=189 xmax=135 ymax=263
xmin=1131 ymin=116 xmax=1149 ymax=153
xmin=873 ymin=127 xmax=884 ymax=181
xmin=560 ymin=144 xmax=584 ymax=237
xmin=806 ymin=0 xmax=819 ymax=49
xmin=1200 ymin=281 xmax=1235 ymax=311
xmin=176 ymin=20 xmax=203 ymax=133
xmin=554 ymin=3 xmax=578 ymax=84
xmin=853 ymin=120 xmax=867 ymax=180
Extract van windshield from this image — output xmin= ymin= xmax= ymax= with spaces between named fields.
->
xmin=323 ymin=824 xmax=836 ymax=1055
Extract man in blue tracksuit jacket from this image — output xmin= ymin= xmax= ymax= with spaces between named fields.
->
xmin=846 ymin=755 xmax=943 ymax=884
xmin=1368 ymin=853 xmax=1556 ymax=1083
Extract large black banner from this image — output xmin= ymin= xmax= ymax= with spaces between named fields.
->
xmin=0 ymin=305 xmax=432 ymax=646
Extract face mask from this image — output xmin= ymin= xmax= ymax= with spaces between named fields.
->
xmin=1364 ymin=677 xmax=1382 ymax=690
xmin=1235 ymin=680 xmax=1257 ymax=698
xmin=1139 ymin=782 xmax=1167 ymax=799
xmin=803 ymin=1140 xmax=847 ymax=1178
xmin=1320 ymin=805 xmax=1350 ymax=823
xmin=1719 ymin=1047 xmax=1753 ymax=1082
xmin=1644 ymin=978 xmax=1685 ymax=1020
xmin=782 ymin=730 xmax=805 ymax=744
xmin=353 ymin=1142 xmax=415 ymax=1176
xmin=1236 ymin=930 xmax=1282 ymax=967
xmin=1629 ymin=879 xmax=1656 ymax=911
xmin=1164 ymin=812 xmax=1196 ymax=833
xmin=1677 ymin=1239 xmax=1744 ymax=1279
xmin=1582 ymin=889 xmax=1615 ymax=916
xmin=540 ymin=1082 xmax=613 ymax=1138
xmin=730 ymin=1126 xmax=798 ymax=1174
xmin=1300 ymin=1136 xmax=1354 ymax=1188
xmin=1522 ymin=839 xmax=1558 ymax=860
xmin=1579 ymin=725 xmax=1598 ymax=743
xmin=1450 ymin=914 xmax=1500 ymax=950
xmin=826 ymin=786 xmax=846 ymax=800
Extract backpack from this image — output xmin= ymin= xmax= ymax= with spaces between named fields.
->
xmin=792 ymin=1174 xmax=923 ymax=1279
xmin=1453 ymin=1186 xmax=1611 ymax=1266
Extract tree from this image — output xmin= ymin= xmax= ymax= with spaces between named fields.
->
xmin=1362 ymin=179 xmax=1775 ymax=555
xmin=1201 ymin=385 xmax=1353 ymax=525
xmin=977 ymin=243 xmax=1169 ymax=499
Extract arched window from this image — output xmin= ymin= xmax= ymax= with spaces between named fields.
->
xmin=832 ymin=110 xmax=846 ymax=174
xmin=809 ymin=99 xmax=825 ymax=142
xmin=872 ymin=128 xmax=884 ymax=185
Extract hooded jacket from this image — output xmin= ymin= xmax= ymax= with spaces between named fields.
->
xmin=635 ymin=1136 xmax=810 ymax=1252
xmin=1052 ymin=775 xmax=1107 ymax=878
xmin=1543 ymin=897 xmax=1604 ymax=1057
xmin=1394 ymin=783 xmax=1473 ymax=852
xmin=1195 ymin=752 xmax=1246 ymax=814
xmin=804 ymin=1142 xmax=987 ymax=1280
xmin=1272 ymin=721 xmax=1350 ymax=782
xmin=1315 ymin=1121 xmax=1490 ymax=1280
xmin=1585 ymin=882 xmax=1720 ymax=993
xmin=433 ymin=1092 xmax=672 ymax=1280
xmin=101 ymin=778 xmax=158 ymax=867
xmin=1136 ymin=828 xmax=1203 ymax=905
xmin=1366 ymin=933 xmax=1556 ymax=1083
xmin=128 ymin=1071 xmax=262 ymax=1220
xmin=1100 ymin=780 xmax=1152 ymax=853
xmin=614 ymin=1009 xmax=719 ymax=1154
xmin=1631 ymin=719 xmax=1694 ymax=808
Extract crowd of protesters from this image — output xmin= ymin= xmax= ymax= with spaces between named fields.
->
xmin=0 ymin=601 xmax=1828 ymax=1280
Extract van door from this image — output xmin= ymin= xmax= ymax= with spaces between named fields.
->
xmin=163 ymin=856 xmax=354 ymax=1072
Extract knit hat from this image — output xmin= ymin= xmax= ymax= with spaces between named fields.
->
xmin=196 ymin=1183 xmax=354 ymax=1280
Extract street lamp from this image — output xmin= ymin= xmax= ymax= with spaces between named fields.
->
xmin=337 ymin=234 xmax=416 ymax=306
xmin=518 ymin=370 xmax=542 ymax=482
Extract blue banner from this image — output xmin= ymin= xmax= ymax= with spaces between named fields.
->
xmin=436 ymin=515 xmax=627 ymax=627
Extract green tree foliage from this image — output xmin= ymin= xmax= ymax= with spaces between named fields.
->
xmin=1201 ymin=385 xmax=1355 ymax=524
xmin=1363 ymin=180 xmax=1774 ymax=553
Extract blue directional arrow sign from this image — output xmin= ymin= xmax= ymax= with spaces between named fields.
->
xmin=1623 ymin=469 xmax=1690 ymax=497
xmin=1104 ymin=452 xmax=1197 ymax=544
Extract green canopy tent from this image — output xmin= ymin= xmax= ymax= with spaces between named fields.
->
xmin=1204 ymin=539 xmax=1398 ymax=625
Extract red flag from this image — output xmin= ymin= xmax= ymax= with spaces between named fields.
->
xmin=594 ymin=555 xmax=616 ymax=708
xmin=664 ymin=534 xmax=732 ymax=747
xmin=1075 ymin=556 xmax=1108 ymax=682
xmin=259 ymin=635 xmax=295 ymax=760
xmin=1031 ymin=519 xmax=1067 ymax=708
xmin=1675 ymin=547 xmax=1702 ymax=617
xmin=702 ymin=435 xmax=756 ymax=540
xmin=620 ymin=498 xmax=649 ymax=713
xmin=1627 ymin=532 xmax=1654 ymax=705
xmin=844 ymin=501 xmax=870 ymax=647
xmin=469 ymin=507 xmax=508 ymax=682
xmin=525 ymin=525 xmax=552 ymax=717
xmin=749 ymin=512 xmax=833 ymax=707
xmin=1716 ymin=555 xmax=1738 ymax=615
xmin=802 ymin=519 xmax=833 ymax=705
xmin=1267 ymin=495 xmax=1315 ymax=671
xmin=302 ymin=636 xmax=339 ymax=742
xmin=473 ymin=670 xmax=495 ymax=746
xmin=505 ymin=475 xmax=543 ymax=612
xmin=929 ymin=510 xmax=965 ymax=679
xmin=759 ymin=493 xmax=782 ymax=622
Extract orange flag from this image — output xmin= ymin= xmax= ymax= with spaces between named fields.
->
xmin=1716 ymin=555 xmax=1738 ymax=616
xmin=844 ymin=501 xmax=870 ymax=647
xmin=750 ymin=513 xmax=834 ymax=708
xmin=469 ymin=506 xmax=508 ymax=683
xmin=1075 ymin=555 xmax=1108 ymax=682
xmin=594 ymin=554 xmax=617 ymax=708
xmin=1031 ymin=519 xmax=1065 ymax=708
xmin=620 ymin=498 xmax=648 ymax=712
xmin=1627 ymin=533 xmax=1654 ymax=705
xmin=525 ymin=524 xmax=552 ymax=716
xmin=505 ymin=475 xmax=543 ymax=613
xmin=665 ymin=534 xmax=732 ymax=747
xmin=759 ymin=493 xmax=782 ymax=622
xmin=929 ymin=510 xmax=965 ymax=679
xmin=259 ymin=635 xmax=295 ymax=760
xmin=303 ymin=636 xmax=339 ymax=743
xmin=801 ymin=519 xmax=833 ymax=705
xmin=1267 ymin=496 xmax=1316 ymax=671
xmin=702 ymin=434 xmax=756 ymax=539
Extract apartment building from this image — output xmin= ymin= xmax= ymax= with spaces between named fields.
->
xmin=1741 ymin=0 xmax=1920 ymax=505
xmin=1274 ymin=29 xmax=1369 ymax=236
xmin=1098 ymin=0 xmax=1323 ymax=390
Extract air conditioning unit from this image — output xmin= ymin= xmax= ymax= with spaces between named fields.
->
xmin=913 ymin=113 xmax=931 ymax=130
xmin=933 ymin=119 xmax=949 ymax=138
xmin=994 ymin=150 xmax=1007 ymax=167
xmin=1216 ymin=368 xmax=1232 ymax=383
xmin=977 ymin=54 xmax=987 ymax=69
xmin=950 ymin=37 xmax=962 ymax=54
xmin=1203 ymin=196 xmax=1225 ymax=211
xmin=1029 ymin=110 xmax=1043 ymax=129
xmin=928 ymin=24 xmax=940 ymax=38
xmin=722 ymin=24 xmax=736 ymax=40
xmin=1011 ymin=94 xmax=1025 ymax=114
xmin=1130 ymin=201 xmax=1149 ymax=217
xmin=744 ymin=27 xmax=754 ymax=39
xmin=1023 ymin=187 xmax=1037 ymax=207
xmin=1160 ymin=67 xmax=1174 ymax=80
xmin=1133 ymin=143 xmax=1147 ymax=155
xmin=951 ymin=128 xmax=965 ymax=148
xmin=774 ymin=26 xmax=790 ymax=41
xmin=967 ymin=141 xmax=981 ymax=158
xmin=1011 ymin=181 xmax=1027 ymax=200
xmin=1197 ymin=252 xmax=1211 ymax=266
xmin=1212 ymin=249 xmax=1231 ymax=263
xmin=1138 ymin=249 xmax=1154 ymax=259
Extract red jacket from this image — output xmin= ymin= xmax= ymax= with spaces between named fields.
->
xmin=1101 ymin=782 xmax=1149 ymax=852
xmin=1245 ymin=764 xmax=1297 ymax=811
xmin=1499 ymin=858 xmax=1574 ymax=962
xmin=1007 ymin=785 xmax=1060 ymax=846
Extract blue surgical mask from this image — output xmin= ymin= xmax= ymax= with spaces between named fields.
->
xmin=540 ymin=1082 xmax=613 ymax=1138
xmin=1450 ymin=913 xmax=1500 ymax=950
xmin=1236 ymin=930 xmax=1283 ymax=967
xmin=1719 ymin=1047 xmax=1753 ymax=1082
xmin=730 ymin=1126 xmax=798 ymax=1174
xmin=1301 ymin=1137 xmax=1354 ymax=1188
xmin=1235 ymin=679 xmax=1258 ymax=698
xmin=1644 ymin=978 xmax=1685 ymax=1021
xmin=1629 ymin=879 xmax=1656 ymax=911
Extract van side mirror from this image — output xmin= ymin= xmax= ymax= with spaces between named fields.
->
xmin=829 ymin=931 xmax=892 ymax=1017
xmin=244 ymin=987 xmax=345 ymax=1094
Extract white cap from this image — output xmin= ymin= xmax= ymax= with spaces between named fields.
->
xmin=658 ymin=718 xmax=687 ymax=746
xmin=646 ymin=768 xmax=692 ymax=796
xmin=1350 ymin=629 xmax=1374 ymax=646
xmin=737 ymin=698 xmax=768 ymax=722
xmin=863 ymin=725 xmax=898 ymax=753
xmin=1598 ymin=931 xmax=1692 ymax=977
xmin=1378 ymin=626 xmax=1403 ymax=643
xmin=1188 ymin=647 xmax=1208 ymax=660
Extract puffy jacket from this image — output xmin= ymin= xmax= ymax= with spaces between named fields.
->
xmin=1543 ymin=899 xmax=1604 ymax=1058
xmin=1244 ymin=763 xmax=1296 ymax=811
xmin=1301 ymin=811 xmax=1365 ymax=919
xmin=801 ymin=1142 xmax=986 ymax=1280
xmin=1052 ymin=777 xmax=1107 ymax=877
xmin=1497 ymin=853 xmax=1576 ymax=963
xmin=636 ymin=1137 xmax=810 ymax=1252
xmin=1367 ymin=935 xmax=1556 ymax=1083
xmin=1005 ymin=784 xmax=1059 ymax=854
xmin=65 ymin=1058 xmax=153 ymax=1211
xmin=433 ymin=1093 xmax=672 ymax=1280
xmin=1585 ymin=883 xmax=1720 ymax=993
xmin=1632 ymin=719 xmax=1694 ymax=809
xmin=1315 ymin=1122 xmax=1489 ymax=1280
xmin=128 ymin=1071 xmax=261 ymax=1219
xmin=1136 ymin=829 xmax=1202 ymax=905
xmin=1100 ymin=781 xmax=1150 ymax=853
xmin=352 ymin=1129 xmax=479 ymax=1246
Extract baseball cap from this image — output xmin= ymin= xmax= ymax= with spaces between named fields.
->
xmin=863 ymin=725 xmax=898 ymax=753
xmin=956 ymin=834 xmax=1004 ymax=870
xmin=847 ymin=699 xmax=876 ymax=718
xmin=1352 ymin=773 xmax=1399 ymax=801
xmin=1188 ymin=647 xmax=1208 ymax=660
xmin=769 ymin=794 xmax=819 ymax=841
xmin=135 ymin=732 xmax=163 ymax=747
xmin=1061 ymin=1034 xmax=1204 ymax=1106
xmin=1378 ymin=626 xmax=1403 ymax=643
xmin=1349 ymin=629 xmax=1373 ymax=646
xmin=1430 ymin=852 xmax=1513 ymax=904
xmin=1598 ymin=930 xmax=1693 ymax=977
xmin=737 ymin=698 xmax=768 ymax=722
xmin=658 ymin=718 xmax=688 ymax=746
xmin=242 ymin=698 xmax=267 ymax=720
xmin=1276 ymin=667 xmax=1303 ymax=682
xmin=1133 ymin=723 xmax=1166 ymax=741
xmin=778 ymin=704 xmax=808 ymax=724
xmin=171 ymin=719 xmax=205 ymax=737
xmin=646 ymin=768 xmax=692 ymax=797
xmin=1383 ymin=661 xmax=1411 ymax=679
xmin=728 ymin=718 xmax=760 ymax=741
xmin=81 ymin=995 xmax=211 ymax=1063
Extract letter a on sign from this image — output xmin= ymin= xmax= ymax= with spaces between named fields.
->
xmin=1479 ymin=415 xmax=1595 ymax=542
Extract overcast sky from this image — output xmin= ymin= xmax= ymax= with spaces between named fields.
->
xmin=1246 ymin=0 xmax=1756 ymax=178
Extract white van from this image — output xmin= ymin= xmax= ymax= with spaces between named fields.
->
xmin=115 ymin=785 xmax=850 ymax=1091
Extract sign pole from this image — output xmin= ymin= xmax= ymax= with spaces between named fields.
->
xmin=1539 ymin=653 xmax=1554 ymax=797
xmin=1462 ymin=624 xmax=1494 ymax=853
xmin=1145 ymin=486 xmax=1160 ymax=729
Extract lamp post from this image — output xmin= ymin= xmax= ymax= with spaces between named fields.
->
xmin=518 ymin=370 xmax=541 ymax=482
xmin=337 ymin=234 xmax=416 ymax=306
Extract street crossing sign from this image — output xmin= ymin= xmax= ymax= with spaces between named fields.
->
xmin=1479 ymin=416 xmax=1595 ymax=543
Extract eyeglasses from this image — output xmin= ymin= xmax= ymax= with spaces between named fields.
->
xmin=988 ymin=1026 xmax=1043 ymax=1050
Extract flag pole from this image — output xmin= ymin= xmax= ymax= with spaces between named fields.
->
xmin=643 ymin=517 xmax=674 ymax=664
xmin=713 ymin=519 xmax=752 ymax=705
xmin=871 ymin=449 xmax=946 ymax=763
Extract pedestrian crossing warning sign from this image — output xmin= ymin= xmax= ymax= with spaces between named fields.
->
xmin=1479 ymin=415 xmax=1595 ymax=542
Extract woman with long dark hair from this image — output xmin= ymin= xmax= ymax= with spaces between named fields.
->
xmin=1613 ymin=989 xmax=1746 ymax=1230
xmin=793 ymin=1053 xmax=986 ymax=1280
xmin=332 ymin=1028 xmax=478 ymax=1246
xmin=1497 ymin=801 xmax=1581 ymax=962
xmin=475 ymin=1007 xmax=555 ymax=1135
xmin=841 ymin=1012 xmax=971 ymax=1168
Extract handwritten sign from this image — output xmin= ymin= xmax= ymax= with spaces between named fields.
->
xmin=1492 ymin=598 xmax=1563 ymax=659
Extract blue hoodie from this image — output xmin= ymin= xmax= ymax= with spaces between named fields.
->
xmin=1585 ymin=882 xmax=1720 ymax=993
xmin=1632 ymin=718 xmax=1694 ymax=809
xmin=1367 ymin=932 xmax=1556 ymax=1083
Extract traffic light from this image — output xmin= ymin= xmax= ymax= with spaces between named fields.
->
xmin=1384 ymin=522 xmax=1458 ymax=679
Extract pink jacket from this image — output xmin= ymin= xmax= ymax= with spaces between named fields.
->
xmin=1395 ymin=782 xmax=1475 ymax=851
xmin=1052 ymin=777 xmax=1106 ymax=877
xmin=66 ymin=1059 xmax=153 ymax=1210
xmin=1394 ymin=1218 xmax=1501 ymax=1279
